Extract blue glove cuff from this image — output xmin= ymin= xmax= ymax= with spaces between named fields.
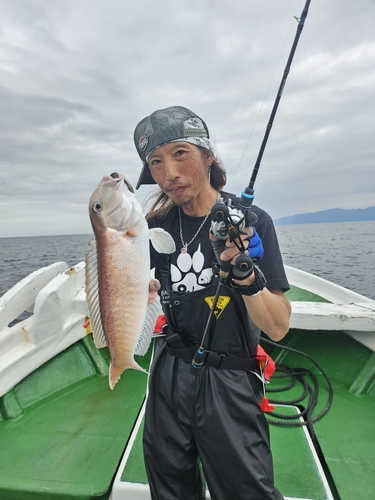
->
xmin=247 ymin=228 xmax=264 ymax=260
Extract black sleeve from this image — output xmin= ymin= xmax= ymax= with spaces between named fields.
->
xmin=147 ymin=214 xmax=159 ymax=271
xmin=251 ymin=206 xmax=290 ymax=292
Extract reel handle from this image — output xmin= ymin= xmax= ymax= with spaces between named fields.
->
xmin=210 ymin=199 xmax=246 ymax=241
xmin=233 ymin=252 xmax=254 ymax=280
xmin=211 ymin=201 xmax=229 ymax=222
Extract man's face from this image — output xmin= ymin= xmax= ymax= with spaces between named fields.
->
xmin=148 ymin=142 xmax=213 ymax=208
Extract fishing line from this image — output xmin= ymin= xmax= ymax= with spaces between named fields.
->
xmin=211 ymin=1 xmax=311 ymax=255
xmin=210 ymin=1 xmax=312 ymax=280
xmin=236 ymin=0 xmax=311 ymax=215
xmin=230 ymin=8 xmax=300 ymax=191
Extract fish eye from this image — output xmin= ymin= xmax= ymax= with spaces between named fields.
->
xmin=92 ymin=201 xmax=102 ymax=212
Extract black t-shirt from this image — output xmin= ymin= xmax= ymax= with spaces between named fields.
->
xmin=148 ymin=199 xmax=289 ymax=293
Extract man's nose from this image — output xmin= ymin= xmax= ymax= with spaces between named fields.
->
xmin=164 ymin=159 xmax=180 ymax=181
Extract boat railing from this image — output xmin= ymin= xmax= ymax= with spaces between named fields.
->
xmin=0 ymin=261 xmax=88 ymax=398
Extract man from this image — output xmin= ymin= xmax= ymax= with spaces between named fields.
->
xmin=134 ymin=105 xmax=291 ymax=500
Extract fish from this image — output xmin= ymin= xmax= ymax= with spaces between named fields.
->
xmin=85 ymin=172 xmax=175 ymax=389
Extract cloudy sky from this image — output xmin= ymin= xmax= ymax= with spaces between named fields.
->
xmin=1 ymin=0 xmax=374 ymax=238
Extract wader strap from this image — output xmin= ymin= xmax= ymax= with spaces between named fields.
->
xmin=164 ymin=330 xmax=257 ymax=371
xmin=159 ymin=256 xmax=171 ymax=290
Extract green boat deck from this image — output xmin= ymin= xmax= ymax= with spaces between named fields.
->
xmin=0 ymin=285 xmax=374 ymax=499
xmin=266 ymin=327 xmax=375 ymax=500
xmin=0 ymin=336 xmax=151 ymax=500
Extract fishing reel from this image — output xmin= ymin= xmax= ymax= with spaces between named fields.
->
xmin=210 ymin=197 xmax=254 ymax=276
xmin=211 ymin=197 xmax=246 ymax=241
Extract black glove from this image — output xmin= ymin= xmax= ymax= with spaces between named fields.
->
xmin=210 ymin=237 xmax=232 ymax=274
xmin=210 ymin=232 xmax=254 ymax=280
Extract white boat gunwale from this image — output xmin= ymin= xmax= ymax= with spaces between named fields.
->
xmin=1 ymin=262 xmax=374 ymax=399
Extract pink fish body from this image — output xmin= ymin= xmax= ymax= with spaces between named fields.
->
xmin=85 ymin=173 xmax=175 ymax=389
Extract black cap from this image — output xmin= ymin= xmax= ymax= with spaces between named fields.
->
xmin=134 ymin=106 xmax=210 ymax=188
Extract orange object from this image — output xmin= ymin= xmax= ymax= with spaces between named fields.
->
xmin=153 ymin=315 xmax=168 ymax=335
xmin=255 ymin=345 xmax=275 ymax=382
xmin=260 ymin=397 xmax=275 ymax=413
xmin=83 ymin=319 xmax=91 ymax=328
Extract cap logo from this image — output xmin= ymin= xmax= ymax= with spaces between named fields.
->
xmin=183 ymin=129 xmax=208 ymax=137
xmin=139 ymin=135 xmax=149 ymax=152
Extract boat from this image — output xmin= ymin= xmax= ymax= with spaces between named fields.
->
xmin=0 ymin=260 xmax=374 ymax=500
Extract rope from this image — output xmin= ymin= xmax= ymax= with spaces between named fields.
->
xmin=260 ymin=336 xmax=334 ymax=447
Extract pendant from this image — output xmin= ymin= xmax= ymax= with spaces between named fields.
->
xmin=181 ymin=244 xmax=188 ymax=254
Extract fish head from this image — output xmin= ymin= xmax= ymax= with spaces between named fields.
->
xmin=89 ymin=173 xmax=145 ymax=235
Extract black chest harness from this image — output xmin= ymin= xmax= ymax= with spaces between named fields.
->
xmin=156 ymin=254 xmax=259 ymax=373
xmin=150 ymin=193 xmax=264 ymax=374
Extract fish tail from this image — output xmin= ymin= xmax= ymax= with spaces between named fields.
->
xmin=109 ymin=360 xmax=148 ymax=390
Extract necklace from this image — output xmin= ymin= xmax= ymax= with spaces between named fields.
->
xmin=178 ymin=206 xmax=211 ymax=254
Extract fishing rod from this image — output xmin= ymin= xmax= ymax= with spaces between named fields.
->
xmin=211 ymin=0 xmax=312 ymax=270
xmin=191 ymin=1 xmax=312 ymax=374
xmin=240 ymin=0 xmax=312 ymax=211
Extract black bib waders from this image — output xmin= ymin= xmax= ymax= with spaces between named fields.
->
xmin=143 ymin=275 xmax=284 ymax=500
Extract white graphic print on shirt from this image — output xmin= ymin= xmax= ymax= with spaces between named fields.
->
xmin=170 ymin=244 xmax=213 ymax=293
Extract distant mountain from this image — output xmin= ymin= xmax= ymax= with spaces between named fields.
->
xmin=274 ymin=206 xmax=375 ymax=225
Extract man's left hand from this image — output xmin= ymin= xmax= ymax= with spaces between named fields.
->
xmin=210 ymin=226 xmax=264 ymax=278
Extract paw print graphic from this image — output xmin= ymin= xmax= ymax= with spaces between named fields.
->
xmin=170 ymin=244 xmax=213 ymax=292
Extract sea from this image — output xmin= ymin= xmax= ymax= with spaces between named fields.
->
xmin=1 ymin=221 xmax=374 ymax=300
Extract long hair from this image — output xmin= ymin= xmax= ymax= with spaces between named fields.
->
xmin=145 ymin=147 xmax=226 ymax=219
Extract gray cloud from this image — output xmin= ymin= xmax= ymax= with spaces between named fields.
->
xmin=1 ymin=0 xmax=374 ymax=237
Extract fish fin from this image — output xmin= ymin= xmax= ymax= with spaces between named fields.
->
xmin=149 ymin=227 xmax=176 ymax=254
xmin=109 ymin=364 xmax=124 ymax=390
xmin=126 ymin=202 xmax=147 ymax=237
xmin=135 ymin=294 xmax=163 ymax=356
xmin=85 ymin=240 xmax=107 ymax=348
xmin=109 ymin=361 xmax=147 ymax=390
